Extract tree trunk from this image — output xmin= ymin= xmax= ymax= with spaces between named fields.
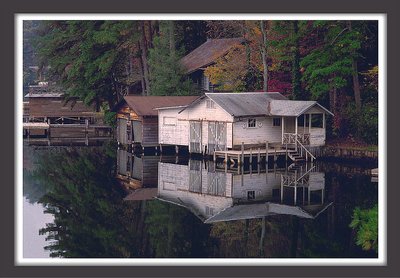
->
xmin=291 ymin=21 xmax=301 ymax=99
xmin=169 ymin=21 xmax=175 ymax=58
xmin=347 ymin=21 xmax=362 ymax=111
xmin=258 ymin=217 xmax=266 ymax=257
xmin=260 ymin=20 xmax=268 ymax=92
xmin=137 ymin=46 xmax=146 ymax=96
xmin=147 ymin=21 xmax=154 ymax=49
xmin=139 ymin=22 xmax=150 ymax=95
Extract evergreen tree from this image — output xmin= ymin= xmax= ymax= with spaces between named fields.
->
xmin=148 ymin=21 xmax=194 ymax=96
xmin=35 ymin=21 xmax=138 ymax=109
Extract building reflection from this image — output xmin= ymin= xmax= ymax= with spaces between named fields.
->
xmin=157 ymin=160 xmax=332 ymax=223
xmin=116 ymin=149 xmax=331 ymax=223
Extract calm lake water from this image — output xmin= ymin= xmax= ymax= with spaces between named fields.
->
xmin=23 ymin=143 xmax=378 ymax=258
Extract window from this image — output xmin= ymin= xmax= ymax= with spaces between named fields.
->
xmin=205 ymin=206 xmax=214 ymax=216
xmin=298 ymin=114 xmax=310 ymax=127
xmin=247 ymin=191 xmax=256 ymax=200
xmin=206 ymin=99 xmax=215 ymax=109
xmin=311 ymin=114 xmax=323 ymax=128
xmin=273 ymin=118 xmax=281 ymax=127
xmin=247 ymin=118 xmax=256 ymax=128
xmin=163 ymin=116 xmax=176 ymax=126
xmin=202 ymin=74 xmax=210 ymax=91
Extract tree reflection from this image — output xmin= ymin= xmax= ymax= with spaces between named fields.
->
xmin=32 ymin=144 xmax=143 ymax=258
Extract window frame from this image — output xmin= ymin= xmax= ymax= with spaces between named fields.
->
xmin=247 ymin=118 xmax=257 ymax=128
xmin=273 ymin=117 xmax=281 ymax=127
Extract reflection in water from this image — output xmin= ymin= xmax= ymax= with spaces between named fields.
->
xmin=24 ymin=145 xmax=378 ymax=258
xmin=157 ymin=160 xmax=331 ymax=223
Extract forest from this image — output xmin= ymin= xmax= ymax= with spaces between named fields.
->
xmin=24 ymin=20 xmax=379 ymax=146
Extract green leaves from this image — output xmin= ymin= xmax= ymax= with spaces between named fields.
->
xmin=349 ymin=204 xmax=378 ymax=253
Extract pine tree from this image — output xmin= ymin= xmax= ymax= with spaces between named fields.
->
xmin=148 ymin=21 xmax=194 ymax=96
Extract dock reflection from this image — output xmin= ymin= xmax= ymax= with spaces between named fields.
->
xmin=117 ymin=149 xmax=331 ymax=223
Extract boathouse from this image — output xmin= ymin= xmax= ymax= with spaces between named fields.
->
xmin=24 ymin=85 xmax=98 ymax=124
xmin=157 ymin=92 xmax=333 ymax=159
xmin=116 ymin=96 xmax=199 ymax=147
xmin=23 ymin=84 xmax=112 ymax=145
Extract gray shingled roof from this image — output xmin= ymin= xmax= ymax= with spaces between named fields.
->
xmin=204 ymin=202 xmax=316 ymax=223
xmin=205 ymin=92 xmax=287 ymax=117
xmin=269 ymin=100 xmax=334 ymax=116
xmin=25 ymin=92 xmax=64 ymax=98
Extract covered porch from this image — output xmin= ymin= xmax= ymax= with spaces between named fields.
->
xmin=280 ymin=113 xmax=326 ymax=146
xmin=268 ymin=100 xmax=333 ymax=147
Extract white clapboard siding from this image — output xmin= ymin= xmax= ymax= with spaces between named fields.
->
xmin=233 ymin=117 xmax=282 ymax=145
xmin=308 ymin=172 xmax=325 ymax=191
xmin=187 ymin=98 xmax=233 ymax=122
xmin=231 ymin=172 xmax=281 ymax=201
xmin=309 ymin=128 xmax=326 ymax=146
xmin=305 ymin=106 xmax=326 ymax=114
xmin=158 ymin=108 xmax=190 ymax=146
xmin=158 ymin=162 xmax=233 ymax=219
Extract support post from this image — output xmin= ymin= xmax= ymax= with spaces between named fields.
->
xmin=294 ymin=170 xmax=298 ymax=205
xmin=249 ymin=148 xmax=253 ymax=164
xmin=237 ymin=154 xmax=240 ymax=174
xmin=257 ymin=148 xmax=261 ymax=164
xmin=265 ymin=141 xmax=269 ymax=170
xmin=241 ymin=142 xmax=244 ymax=165
xmin=281 ymin=117 xmax=284 ymax=144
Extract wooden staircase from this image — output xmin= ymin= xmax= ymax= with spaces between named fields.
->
xmin=287 ymin=137 xmax=316 ymax=162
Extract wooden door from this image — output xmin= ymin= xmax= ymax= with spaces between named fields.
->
xmin=208 ymin=121 xmax=226 ymax=154
xmin=189 ymin=121 xmax=202 ymax=153
xmin=189 ymin=160 xmax=202 ymax=193
xmin=117 ymin=118 xmax=127 ymax=144
xmin=131 ymin=120 xmax=142 ymax=143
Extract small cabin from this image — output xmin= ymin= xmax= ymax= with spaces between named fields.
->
xmin=116 ymin=96 xmax=199 ymax=147
xmin=157 ymin=92 xmax=333 ymax=155
xmin=180 ymin=38 xmax=244 ymax=92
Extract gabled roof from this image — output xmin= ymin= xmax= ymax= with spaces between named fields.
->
xmin=123 ymin=96 xmax=199 ymax=116
xmin=180 ymin=38 xmax=244 ymax=74
xmin=204 ymin=202 xmax=333 ymax=223
xmin=205 ymin=92 xmax=287 ymax=117
xmin=24 ymin=92 xmax=64 ymax=98
xmin=123 ymin=188 xmax=158 ymax=201
xmin=269 ymin=100 xmax=334 ymax=117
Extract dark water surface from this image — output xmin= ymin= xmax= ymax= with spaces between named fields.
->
xmin=23 ymin=143 xmax=378 ymax=258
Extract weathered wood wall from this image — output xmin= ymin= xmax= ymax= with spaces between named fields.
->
xmin=28 ymin=98 xmax=96 ymax=118
xmin=142 ymin=117 xmax=158 ymax=147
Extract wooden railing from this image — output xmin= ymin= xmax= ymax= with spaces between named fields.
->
xmin=296 ymin=137 xmax=316 ymax=162
xmin=281 ymin=165 xmax=316 ymax=187
xmin=282 ymin=133 xmax=310 ymax=145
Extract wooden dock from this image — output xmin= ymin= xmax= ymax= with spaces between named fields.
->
xmin=23 ymin=121 xmax=113 ymax=146
xmin=214 ymin=147 xmax=295 ymax=165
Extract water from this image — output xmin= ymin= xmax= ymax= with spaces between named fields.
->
xmin=23 ymin=143 xmax=378 ymax=258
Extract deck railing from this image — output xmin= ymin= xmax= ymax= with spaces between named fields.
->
xmin=282 ymin=133 xmax=310 ymax=145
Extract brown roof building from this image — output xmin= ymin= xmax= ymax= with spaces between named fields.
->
xmin=180 ymin=38 xmax=244 ymax=92
xmin=116 ymin=95 xmax=199 ymax=147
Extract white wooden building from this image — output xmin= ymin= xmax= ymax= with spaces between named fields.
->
xmin=156 ymin=160 xmax=329 ymax=223
xmin=157 ymin=92 xmax=333 ymax=155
